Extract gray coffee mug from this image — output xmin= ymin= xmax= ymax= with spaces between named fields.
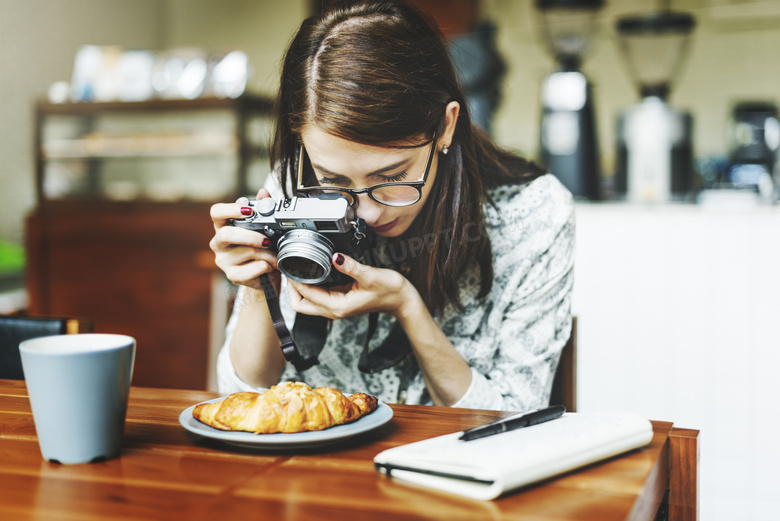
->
xmin=19 ymin=334 xmax=136 ymax=464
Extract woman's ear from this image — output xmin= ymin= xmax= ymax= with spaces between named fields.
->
xmin=441 ymin=100 xmax=460 ymax=152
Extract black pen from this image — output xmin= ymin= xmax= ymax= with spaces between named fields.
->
xmin=458 ymin=404 xmax=566 ymax=441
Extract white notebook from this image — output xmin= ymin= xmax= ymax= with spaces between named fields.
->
xmin=374 ymin=412 xmax=654 ymax=501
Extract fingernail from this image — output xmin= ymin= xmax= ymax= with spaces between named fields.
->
xmin=240 ymin=207 xmax=252 ymax=216
xmin=335 ymin=253 xmax=345 ymax=266
xmin=262 ymin=238 xmax=271 ymax=248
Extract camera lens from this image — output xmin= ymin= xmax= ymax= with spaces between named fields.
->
xmin=276 ymin=229 xmax=335 ymax=284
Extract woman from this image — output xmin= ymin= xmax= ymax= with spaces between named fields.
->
xmin=209 ymin=0 xmax=574 ymax=412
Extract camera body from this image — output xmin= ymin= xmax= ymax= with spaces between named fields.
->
xmin=232 ymin=194 xmax=375 ymax=286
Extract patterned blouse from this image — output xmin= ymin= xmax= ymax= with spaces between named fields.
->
xmin=217 ymin=173 xmax=575 ymax=412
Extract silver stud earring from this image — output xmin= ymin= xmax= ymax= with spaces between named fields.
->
xmin=441 ymin=145 xmax=449 ymax=155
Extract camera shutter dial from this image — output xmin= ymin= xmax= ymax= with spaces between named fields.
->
xmin=255 ymin=198 xmax=277 ymax=216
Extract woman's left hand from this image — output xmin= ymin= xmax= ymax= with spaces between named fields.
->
xmin=286 ymin=253 xmax=413 ymax=319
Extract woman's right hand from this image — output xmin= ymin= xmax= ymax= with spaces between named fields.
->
xmin=209 ymin=188 xmax=279 ymax=291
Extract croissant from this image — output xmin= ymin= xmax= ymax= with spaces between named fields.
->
xmin=192 ymin=381 xmax=379 ymax=434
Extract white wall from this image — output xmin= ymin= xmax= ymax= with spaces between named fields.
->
xmin=573 ymin=203 xmax=780 ymax=521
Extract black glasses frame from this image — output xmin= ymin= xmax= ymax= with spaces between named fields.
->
xmin=296 ymin=135 xmax=438 ymax=207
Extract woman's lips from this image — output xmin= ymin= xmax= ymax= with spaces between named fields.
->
xmin=370 ymin=218 xmax=398 ymax=234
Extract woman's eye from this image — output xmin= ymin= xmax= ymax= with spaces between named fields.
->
xmin=380 ymin=171 xmax=408 ymax=183
xmin=317 ymin=176 xmax=350 ymax=187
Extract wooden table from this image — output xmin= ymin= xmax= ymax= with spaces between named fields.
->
xmin=0 ymin=379 xmax=698 ymax=520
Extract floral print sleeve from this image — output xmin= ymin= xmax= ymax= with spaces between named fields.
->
xmin=446 ymin=175 xmax=575 ymax=411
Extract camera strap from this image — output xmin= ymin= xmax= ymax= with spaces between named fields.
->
xmin=357 ymin=313 xmax=412 ymax=374
xmin=259 ymin=273 xmax=319 ymax=371
xmin=259 ymin=274 xmax=411 ymax=374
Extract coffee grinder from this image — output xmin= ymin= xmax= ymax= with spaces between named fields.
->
xmin=536 ymin=0 xmax=605 ymax=200
xmin=614 ymin=11 xmax=696 ymax=202
xmin=727 ymin=102 xmax=779 ymax=196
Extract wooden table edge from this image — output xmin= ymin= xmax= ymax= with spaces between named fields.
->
xmin=668 ymin=426 xmax=700 ymax=521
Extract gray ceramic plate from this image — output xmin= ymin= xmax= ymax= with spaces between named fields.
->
xmin=179 ymin=397 xmax=393 ymax=449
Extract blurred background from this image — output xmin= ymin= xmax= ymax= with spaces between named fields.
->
xmin=1 ymin=1 xmax=778 ymax=519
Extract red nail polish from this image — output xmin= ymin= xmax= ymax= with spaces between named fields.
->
xmin=262 ymin=238 xmax=271 ymax=248
xmin=240 ymin=207 xmax=252 ymax=216
xmin=335 ymin=253 xmax=345 ymax=266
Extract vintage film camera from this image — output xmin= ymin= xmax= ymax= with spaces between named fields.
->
xmin=232 ymin=194 xmax=375 ymax=286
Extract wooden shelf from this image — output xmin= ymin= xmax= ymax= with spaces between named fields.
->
xmin=41 ymin=132 xmax=239 ymax=159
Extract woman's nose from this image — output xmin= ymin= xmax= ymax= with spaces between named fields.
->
xmin=353 ymin=193 xmax=383 ymax=224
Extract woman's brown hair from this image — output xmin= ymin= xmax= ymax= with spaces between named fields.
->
xmin=271 ymin=0 xmax=545 ymax=315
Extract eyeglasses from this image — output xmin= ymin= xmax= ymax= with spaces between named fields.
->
xmin=296 ymin=135 xmax=437 ymax=207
